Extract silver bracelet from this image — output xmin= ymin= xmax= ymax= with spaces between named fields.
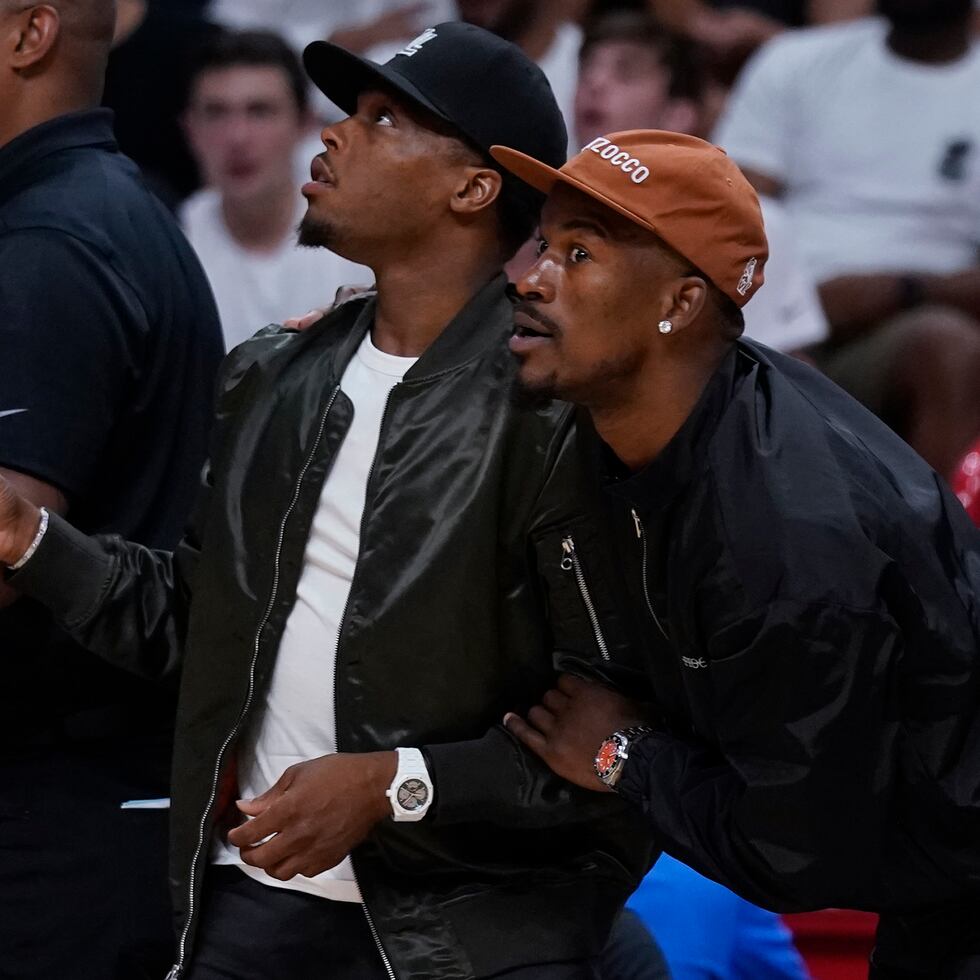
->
xmin=9 ymin=506 xmax=49 ymax=570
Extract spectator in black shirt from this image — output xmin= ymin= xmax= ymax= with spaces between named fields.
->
xmin=0 ymin=0 xmax=223 ymax=976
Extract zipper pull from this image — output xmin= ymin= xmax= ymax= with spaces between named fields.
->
xmin=561 ymin=536 xmax=575 ymax=570
xmin=632 ymin=508 xmax=643 ymax=539
xmin=165 ymin=968 xmax=181 ymax=980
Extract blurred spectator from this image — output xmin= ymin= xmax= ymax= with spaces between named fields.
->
xmin=646 ymin=0 xmax=875 ymax=42
xmin=574 ymin=10 xmax=703 ymax=143
xmin=207 ymin=0 xmax=456 ymax=144
xmin=626 ymin=856 xmax=809 ymax=979
xmin=641 ymin=0 xmax=876 ymax=80
xmin=104 ymin=0 xmax=219 ymax=205
xmin=715 ymin=0 xmax=980 ymax=476
xmin=0 ymin=0 xmax=223 ymax=975
xmin=953 ymin=438 xmax=980 ymax=524
xmin=746 ymin=197 xmax=829 ymax=352
xmin=457 ymin=0 xmax=589 ymax=142
xmin=181 ymin=31 xmax=369 ymax=350
xmin=208 ymin=0 xmax=455 ymax=57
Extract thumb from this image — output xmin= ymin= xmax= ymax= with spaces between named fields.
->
xmin=284 ymin=309 xmax=320 ymax=331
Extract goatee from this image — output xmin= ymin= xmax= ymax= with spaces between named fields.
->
xmin=508 ymin=371 xmax=558 ymax=411
xmin=298 ymin=213 xmax=336 ymax=249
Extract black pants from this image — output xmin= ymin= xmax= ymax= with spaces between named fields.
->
xmin=185 ymin=867 xmax=602 ymax=980
xmin=0 ymin=741 xmax=174 ymax=980
xmin=600 ymin=909 xmax=671 ymax=980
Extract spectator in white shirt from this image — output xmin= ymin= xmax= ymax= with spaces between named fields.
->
xmin=207 ymin=0 xmax=455 ymax=58
xmin=715 ymin=0 xmax=980 ymax=477
xmin=181 ymin=31 xmax=369 ymax=351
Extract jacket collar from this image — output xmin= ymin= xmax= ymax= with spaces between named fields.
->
xmin=0 ymin=109 xmax=117 ymax=199
xmin=309 ymin=272 xmax=512 ymax=384
xmin=606 ymin=344 xmax=742 ymax=517
xmin=404 ymin=272 xmax=512 ymax=381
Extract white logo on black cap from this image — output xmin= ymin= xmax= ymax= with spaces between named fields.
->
xmin=737 ymin=257 xmax=757 ymax=297
xmin=397 ymin=27 xmax=437 ymax=58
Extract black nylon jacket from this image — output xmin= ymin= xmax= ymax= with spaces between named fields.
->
xmin=12 ymin=276 xmax=652 ymax=980
xmin=608 ymin=339 xmax=980 ymax=917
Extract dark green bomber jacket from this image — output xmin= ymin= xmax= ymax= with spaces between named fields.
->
xmin=12 ymin=274 xmax=654 ymax=980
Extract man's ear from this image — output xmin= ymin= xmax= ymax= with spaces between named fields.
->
xmin=449 ymin=167 xmax=503 ymax=217
xmin=7 ymin=4 xmax=60 ymax=71
xmin=662 ymin=275 xmax=709 ymax=334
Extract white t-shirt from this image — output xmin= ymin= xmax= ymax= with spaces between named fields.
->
xmin=743 ymin=196 xmax=829 ymax=352
xmin=714 ymin=19 xmax=980 ymax=282
xmin=180 ymin=189 xmax=370 ymax=352
xmin=212 ymin=330 xmax=418 ymax=903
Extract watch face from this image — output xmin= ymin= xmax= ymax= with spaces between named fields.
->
xmin=595 ymin=739 xmax=620 ymax=778
xmin=396 ymin=777 xmax=429 ymax=811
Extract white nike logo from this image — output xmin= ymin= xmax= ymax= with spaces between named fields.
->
xmin=0 ymin=409 xmax=27 ymax=419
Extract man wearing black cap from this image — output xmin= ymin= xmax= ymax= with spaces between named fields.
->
xmin=0 ymin=23 xmax=653 ymax=980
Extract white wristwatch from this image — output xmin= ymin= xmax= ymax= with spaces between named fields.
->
xmin=385 ymin=747 xmax=434 ymax=822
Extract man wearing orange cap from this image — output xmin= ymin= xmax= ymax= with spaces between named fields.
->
xmin=498 ymin=131 xmax=980 ymax=979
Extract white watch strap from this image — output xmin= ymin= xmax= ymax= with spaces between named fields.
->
xmin=9 ymin=506 xmax=49 ymax=570
xmin=386 ymin=747 xmax=434 ymax=822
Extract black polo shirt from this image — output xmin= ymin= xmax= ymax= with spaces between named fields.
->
xmin=0 ymin=109 xmax=223 ymax=741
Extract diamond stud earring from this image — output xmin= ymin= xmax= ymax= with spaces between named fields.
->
xmin=658 ymin=320 xmax=673 ymax=335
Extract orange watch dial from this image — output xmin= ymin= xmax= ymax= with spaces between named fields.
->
xmin=596 ymin=740 xmax=620 ymax=774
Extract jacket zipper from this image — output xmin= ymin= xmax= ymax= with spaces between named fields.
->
xmin=335 ymin=386 xmax=399 ymax=980
xmin=166 ymin=385 xmax=341 ymax=980
xmin=354 ymin=866 xmax=397 ymax=980
xmin=560 ymin=535 xmax=610 ymax=661
xmin=631 ymin=509 xmax=669 ymax=641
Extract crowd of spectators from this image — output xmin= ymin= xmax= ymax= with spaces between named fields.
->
xmin=101 ymin=0 xmax=980 ymax=482
xmin=3 ymin=0 xmax=979 ymax=976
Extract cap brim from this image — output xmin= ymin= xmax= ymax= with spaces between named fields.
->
xmin=490 ymin=145 xmax=660 ymax=238
xmin=303 ymin=41 xmax=452 ymax=127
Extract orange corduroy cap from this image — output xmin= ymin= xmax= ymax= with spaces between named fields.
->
xmin=491 ymin=130 xmax=769 ymax=307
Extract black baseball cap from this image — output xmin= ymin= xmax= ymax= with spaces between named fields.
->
xmin=303 ymin=22 xmax=568 ymax=175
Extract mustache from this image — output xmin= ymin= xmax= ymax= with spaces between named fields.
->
xmin=512 ymin=301 xmax=562 ymax=337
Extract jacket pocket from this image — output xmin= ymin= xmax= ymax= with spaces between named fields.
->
xmin=532 ymin=520 xmax=635 ymax=666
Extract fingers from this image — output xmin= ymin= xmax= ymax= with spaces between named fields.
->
xmin=234 ymin=797 xmax=265 ymax=817
xmin=283 ymin=309 xmax=317 ymax=330
xmin=502 ymin=712 xmax=549 ymax=755
xmin=264 ymin=857 xmax=306 ymax=882
xmin=283 ymin=309 xmax=325 ymax=331
xmin=527 ymin=704 xmax=556 ymax=735
xmin=557 ymin=673 xmax=591 ymax=696
xmin=542 ymin=688 xmax=570 ymax=713
xmin=297 ymin=310 xmax=325 ymax=330
xmin=227 ymin=804 xmax=282 ymax=847
xmin=333 ymin=283 xmax=373 ymax=307
xmin=236 ymin=777 xmax=282 ymax=815
xmin=237 ymin=827 xmax=296 ymax=874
